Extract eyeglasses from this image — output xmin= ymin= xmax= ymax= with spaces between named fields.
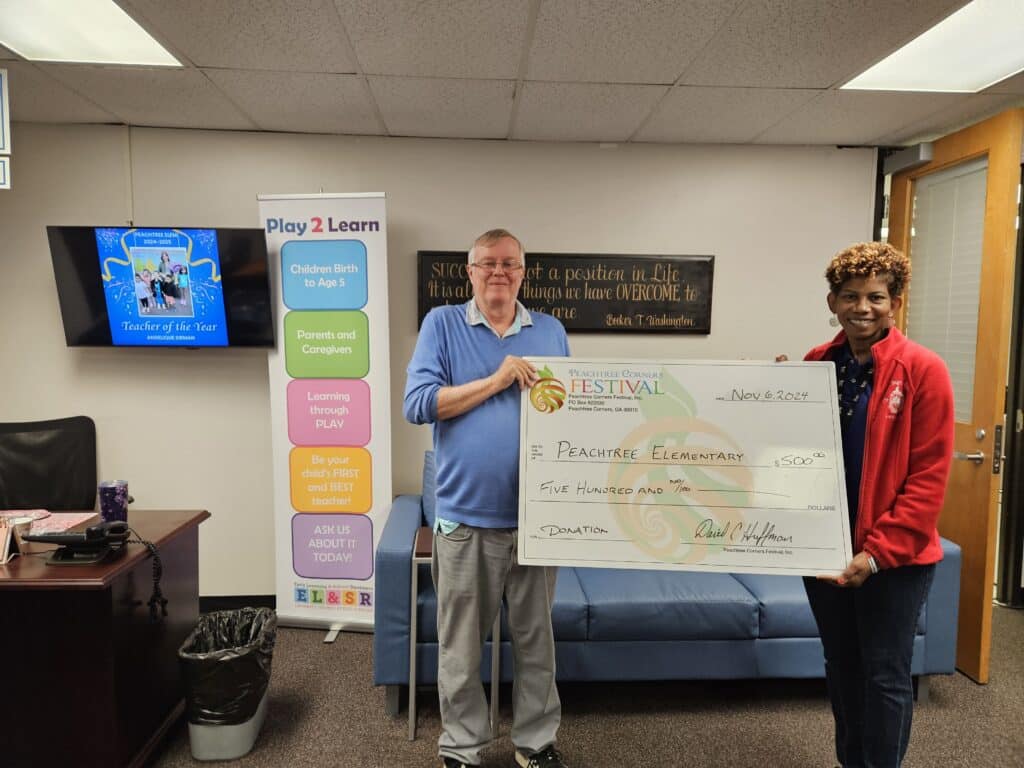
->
xmin=469 ymin=259 xmax=524 ymax=274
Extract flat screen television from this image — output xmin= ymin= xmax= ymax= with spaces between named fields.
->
xmin=47 ymin=226 xmax=275 ymax=347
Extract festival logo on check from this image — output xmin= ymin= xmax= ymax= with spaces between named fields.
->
xmin=530 ymin=366 xmax=567 ymax=413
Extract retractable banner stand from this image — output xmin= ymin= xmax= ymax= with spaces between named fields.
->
xmin=258 ymin=193 xmax=391 ymax=633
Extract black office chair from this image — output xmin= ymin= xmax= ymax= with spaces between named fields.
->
xmin=0 ymin=416 xmax=97 ymax=510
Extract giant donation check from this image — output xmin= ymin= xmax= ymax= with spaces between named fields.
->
xmin=518 ymin=358 xmax=853 ymax=577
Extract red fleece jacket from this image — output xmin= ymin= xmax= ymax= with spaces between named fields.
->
xmin=805 ymin=328 xmax=954 ymax=569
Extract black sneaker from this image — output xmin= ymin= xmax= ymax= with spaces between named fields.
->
xmin=514 ymin=746 xmax=567 ymax=768
xmin=441 ymin=758 xmax=476 ymax=768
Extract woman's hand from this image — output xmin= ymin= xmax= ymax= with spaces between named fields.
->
xmin=818 ymin=551 xmax=873 ymax=588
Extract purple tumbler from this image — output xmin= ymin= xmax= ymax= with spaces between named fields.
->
xmin=98 ymin=480 xmax=129 ymax=523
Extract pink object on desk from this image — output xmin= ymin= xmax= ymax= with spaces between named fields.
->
xmin=28 ymin=512 xmax=98 ymax=534
xmin=0 ymin=509 xmax=50 ymax=522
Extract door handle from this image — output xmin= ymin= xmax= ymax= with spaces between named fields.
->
xmin=953 ymin=450 xmax=985 ymax=464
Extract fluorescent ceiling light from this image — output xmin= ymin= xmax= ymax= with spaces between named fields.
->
xmin=0 ymin=0 xmax=180 ymax=66
xmin=842 ymin=0 xmax=1024 ymax=93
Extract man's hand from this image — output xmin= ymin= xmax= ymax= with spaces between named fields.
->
xmin=492 ymin=355 xmax=539 ymax=391
xmin=436 ymin=356 xmax=538 ymax=420
xmin=818 ymin=551 xmax=873 ymax=588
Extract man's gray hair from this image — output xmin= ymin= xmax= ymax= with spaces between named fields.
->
xmin=468 ymin=228 xmax=525 ymax=264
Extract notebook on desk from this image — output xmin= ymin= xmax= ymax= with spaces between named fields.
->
xmin=0 ymin=511 xmax=99 ymax=556
xmin=28 ymin=512 xmax=98 ymax=534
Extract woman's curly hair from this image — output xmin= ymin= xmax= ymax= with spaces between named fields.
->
xmin=825 ymin=242 xmax=911 ymax=297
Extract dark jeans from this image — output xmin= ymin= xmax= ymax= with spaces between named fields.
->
xmin=804 ymin=563 xmax=935 ymax=768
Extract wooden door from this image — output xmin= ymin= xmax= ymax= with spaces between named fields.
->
xmin=888 ymin=109 xmax=1024 ymax=683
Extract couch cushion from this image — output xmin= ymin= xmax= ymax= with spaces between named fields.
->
xmin=551 ymin=568 xmax=588 ymax=641
xmin=731 ymin=574 xmax=818 ymax=638
xmin=576 ymin=568 xmax=759 ymax=641
xmin=416 ymin=565 xmax=588 ymax=642
xmin=422 ymin=450 xmax=437 ymax=529
xmin=732 ymin=573 xmax=927 ymax=638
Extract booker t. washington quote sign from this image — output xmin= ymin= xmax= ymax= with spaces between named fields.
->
xmin=418 ymin=252 xmax=713 ymax=333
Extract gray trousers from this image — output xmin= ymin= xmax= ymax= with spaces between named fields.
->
xmin=432 ymin=524 xmax=561 ymax=765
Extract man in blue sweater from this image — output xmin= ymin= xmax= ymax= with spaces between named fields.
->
xmin=404 ymin=229 xmax=571 ymax=768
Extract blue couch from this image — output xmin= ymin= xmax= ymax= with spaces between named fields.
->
xmin=374 ymin=452 xmax=961 ymax=707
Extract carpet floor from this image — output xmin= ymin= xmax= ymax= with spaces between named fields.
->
xmin=149 ymin=605 xmax=1024 ymax=767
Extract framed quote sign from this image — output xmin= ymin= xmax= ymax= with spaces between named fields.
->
xmin=417 ymin=251 xmax=714 ymax=333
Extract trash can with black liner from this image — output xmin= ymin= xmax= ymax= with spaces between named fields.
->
xmin=178 ymin=607 xmax=277 ymax=760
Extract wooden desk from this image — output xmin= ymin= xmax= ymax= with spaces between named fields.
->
xmin=0 ymin=509 xmax=209 ymax=768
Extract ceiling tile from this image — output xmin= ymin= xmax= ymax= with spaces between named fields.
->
xmin=125 ymin=0 xmax=357 ymax=72
xmin=206 ymin=69 xmax=382 ymax=135
xmin=369 ymin=76 xmax=513 ymax=138
xmin=335 ymin=0 xmax=529 ymax=78
xmin=39 ymin=65 xmax=255 ymax=130
xmin=3 ymin=62 xmax=119 ymax=123
xmin=872 ymin=94 xmax=1021 ymax=146
xmin=513 ymin=81 xmax=665 ymax=142
xmin=528 ymin=0 xmax=740 ymax=84
xmin=983 ymin=70 xmax=1024 ymax=96
xmin=680 ymin=0 xmax=969 ymax=89
xmin=1 ymin=0 xmax=1005 ymax=146
xmin=753 ymin=90 xmax=970 ymax=145
xmin=636 ymin=86 xmax=820 ymax=143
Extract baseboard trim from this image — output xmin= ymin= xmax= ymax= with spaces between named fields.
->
xmin=200 ymin=594 xmax=276 ymax=613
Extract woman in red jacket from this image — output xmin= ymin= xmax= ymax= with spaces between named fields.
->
xmin=803 ymin=242 xmax=954 ymax=768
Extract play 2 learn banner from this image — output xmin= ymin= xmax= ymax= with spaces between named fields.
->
xmin=260 ymin=193 xmax=391 ymax=631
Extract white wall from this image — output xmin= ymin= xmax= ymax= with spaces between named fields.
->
xmin=0 ymin=123 xmax=875 ymax=595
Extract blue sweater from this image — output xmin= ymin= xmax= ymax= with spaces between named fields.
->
xmin=403 ymin=302 xmax=570 ymax=528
